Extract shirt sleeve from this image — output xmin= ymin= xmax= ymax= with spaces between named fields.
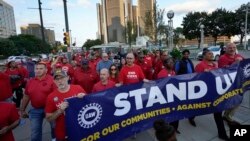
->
xmin=138 ymin=66 xmax=145 ymax=80
xmin=175 ymin=61 xmax=180 ymax=73
xmin=195 ymin=63 xmax=204 ymax=73
xmin=24 ymin=80 xmax=30 ymax=96
xmin=45 ymin=95 xmax=57 ymax=114
xmin=9 ymin=104 xmax=20 ymax=124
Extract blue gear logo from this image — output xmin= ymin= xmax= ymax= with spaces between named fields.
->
xmin=78 ymin=103 xmax=102 ymax=128
xmin=243 ymin=64 xmax=250 ymax=78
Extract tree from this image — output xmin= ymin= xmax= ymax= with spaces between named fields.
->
xmin=182 ymin=11 xmax=208 ymax=48
xmin=143 ymin=2 xmax=166 ymax=44
xmin=125 ymin=20 xmax=135 ymax=47
xmin=0 ymin=38 xmax=18 ymax=57
xmin=206 ymin=8 xmax=236 ymax=45
xmin=82 ymin=39 xmax=102 ymax=50
xmin=235 ymin=5 xmax=250 ymax=44
xmin=173 ymin=27 xmax=185 ymax=48
xmin=8 ymin=34 xmax=52 ymax=55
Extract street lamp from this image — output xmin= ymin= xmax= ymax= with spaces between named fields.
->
xmin=200 ymin=24 xmax=204 ymax=49
xmin=243 ymin=2 xmax=250 ymax=50
xmin=167 ymin=10 xmax=174 ymax=50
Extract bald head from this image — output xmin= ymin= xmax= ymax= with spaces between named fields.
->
xmin=102 ymin=53 xmax=109 ymax=61
xmin=100 ymin=68 xmax=109 ymax=82
xmin=226 ymin=43 xmax=236 ymax=55
xmin=126 ymin=53 xmax=135 ymax=66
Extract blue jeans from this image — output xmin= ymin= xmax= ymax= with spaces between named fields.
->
xmin=29 ymin=107 xmax=55 ymax=141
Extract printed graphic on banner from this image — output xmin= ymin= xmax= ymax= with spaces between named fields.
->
xmin=65 ymin=59 xmax=250 ymax=141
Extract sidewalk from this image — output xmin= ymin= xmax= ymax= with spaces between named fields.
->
xmin=13 ymin=92 xmax=250 ymax=141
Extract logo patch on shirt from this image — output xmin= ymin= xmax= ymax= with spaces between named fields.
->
xmin=53 ymin=97 xmax=59 ymax=102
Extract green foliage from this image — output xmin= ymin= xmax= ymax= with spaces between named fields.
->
xmin=125 ymin=20 xmax=136 ymax=46
xmin=170 ymin=48 xmax=182 ymax=60
xmin=143 ymin=1 xmax=166 ymax=44
xmin=83 ymin=39 xmax=102 ymax=50
xmin=182 ymin=11 xmax=208 ymax=48
xmin=0 ymin=38 xmax=18 ymax=56
xmin=173 ymin=27 xmax=185 ymax=47
xmin=0 ymin=34 xmax=52 ymax=58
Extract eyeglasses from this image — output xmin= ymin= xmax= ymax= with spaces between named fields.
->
xmin=111 ymin=68 xmax=117 ymax=71
xmin=126 ymin=57 xmax=133 ymax=60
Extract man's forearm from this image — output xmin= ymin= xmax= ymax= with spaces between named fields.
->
xmin=20 ymin=95 xmax=30 ymax=111
xmin=7 ymin=119 xmax=20 ymax=131
xmin=46 ymin=109 xmax=64 ymax=122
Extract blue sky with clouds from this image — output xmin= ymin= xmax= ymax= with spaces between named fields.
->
xmin=4 ymin=0 xmax=250 ymax=46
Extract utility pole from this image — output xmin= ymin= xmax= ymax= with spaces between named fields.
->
xmin=38 ymin=0 xmax=45 ymax=43
xmin=63 ymin=0 xmax=69 ymax=33
xmin=28 ymin=0 xmax=52 ymax=43
xmin=244 ymin=2 xmax=250 ymax=50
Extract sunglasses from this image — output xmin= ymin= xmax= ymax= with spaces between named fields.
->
xmin=111 ymin=68 xmax=117 ymax=71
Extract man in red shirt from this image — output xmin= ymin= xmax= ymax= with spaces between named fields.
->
xmin=118 ymin=53 xmax=148 ymax=85
xmin=0 ymin=72 xmax=12 ymax=102
xmin=72 ymin=59 xmax=99 ymax=94
xmin=20 ymin=62 xmax=57 ymax=141
xmin=153 ymin=50 xmax=168 ymax=79
xmin=196 ymin=49 xmax=229 ymax=140
xmin=0 ymin=102 xmax=20 ymax=141
xmin=218 ymin=43 xmax=244 ymax=125
xmin=61 ymin=57 xmax=73 ymax=78
xmin=45 ymin=69 xmax=86 ymax=140
xmin=5 ymin=61 xmax=23 ymax=108
xmin=92 ymin=68 xmax=115 ymax=93
xmin=135 ymin=52 xmax=153 ymax=80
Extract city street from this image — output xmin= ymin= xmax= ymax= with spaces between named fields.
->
xmin=11 ymin=50 xmax=250 ymax=141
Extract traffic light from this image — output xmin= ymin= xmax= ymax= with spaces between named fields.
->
xmin=63 ymin=32 xmax=70 ymax=46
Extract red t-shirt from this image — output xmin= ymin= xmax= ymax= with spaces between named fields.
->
xmin=119 ymin=64 xmax=145 ymax=85
xmin=45 ymin=85 xmax=86 ymax=140
xmin=0 ymin=72 xmax=12 ymax=101
xmin=218 ymin=54 xmax=244 ymax=68
xmin=25 ymin=75 xmax=56 ymax=108
xmin=195 ymin=61 xmax=217 ymax=73
xmin=109 ymin=76 xmax=119 ymax=83
xmin=5 ymin=68 xmax=22 ymax=89
xmin=72 ymin=68 xmax=99 ymax=94
xmin=92 ymin=80 xmax=115 ymax=93
xmin=135 ymin=59 xmax=153 ymax=80
xmin=153 ymin=59 xmax=164 ymax=79
xmin=89 ymin=60 xmax=98 ymax=71
xmin=0 ymin=102 xmax=19 ymax=141
xmin=18 ymin=66 xmax=29 ymax=79
xmin=157 ymin=69 xmax=176 ymax=79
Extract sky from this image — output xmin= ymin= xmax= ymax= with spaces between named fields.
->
xmin=4 ymin=0 xmax=250 ymax=46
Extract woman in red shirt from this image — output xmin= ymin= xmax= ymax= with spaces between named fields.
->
xmin=157 ymin=58 xmax=180 ymax=133
xmin=109 ymin=64 xmax=119 ymax=83
xmin=157 ymin=58 xmax=175 ymax=79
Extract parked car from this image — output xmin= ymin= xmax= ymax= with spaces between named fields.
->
xmin=7 ymin=56 xmax=29 ymax=63
xmin=196 ymin=46 xmax=221 ymax=61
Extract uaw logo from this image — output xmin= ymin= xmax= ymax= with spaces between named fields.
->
xmin=243 ymin=64 xmax=250 ymax=78
xmin=78 ymin=103 xmax=102 ymax=128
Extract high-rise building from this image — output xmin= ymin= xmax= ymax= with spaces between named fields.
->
xmin=21 ymin=24 xmax=55 ymax=44
xmin=97 ymin=0 xmax=133 ymax=43
xmin=137 ymin=0 xmax=154 ymax=35
xmin=0 ymin=0 xmax=16 ymax=38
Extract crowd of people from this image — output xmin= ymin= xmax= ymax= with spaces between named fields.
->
xmin=0 ymin=42 xmax=244 ymax=141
